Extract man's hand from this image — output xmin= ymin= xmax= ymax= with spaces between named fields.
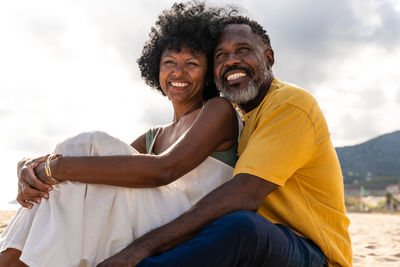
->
xmin=17 ymin=155 xmax=52 ymax=208
xmin=96 ymin=245 xmax=148 ymax=267
xmin=96 ymin=256 xmax=135 ymax=267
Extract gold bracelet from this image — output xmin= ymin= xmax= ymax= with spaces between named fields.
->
xmin=45 ymin=153 xmax=62 ymax=184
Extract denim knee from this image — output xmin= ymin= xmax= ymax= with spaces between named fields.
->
xmin=215 ymin=211 xmax=265 ymax=244
xmin=219 ymin=210 xmax=258 ymax=229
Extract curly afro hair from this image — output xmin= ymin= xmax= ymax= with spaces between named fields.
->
xmin=138 ymin=1 xmax=227 ymax=100
xmin=219 ymin=16 xmax=272 ymax=48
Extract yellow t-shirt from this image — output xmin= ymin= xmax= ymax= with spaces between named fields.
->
xmin=233 ymin=78 xmax=352 ymax=267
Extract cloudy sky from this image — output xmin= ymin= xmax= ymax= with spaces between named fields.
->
xmin=1 ymin=0 xmax=399 ymax=204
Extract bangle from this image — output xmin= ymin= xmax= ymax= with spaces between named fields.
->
xmin=45 ymin=153 xmax=62 ymax=184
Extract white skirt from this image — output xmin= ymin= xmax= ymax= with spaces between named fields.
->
xmin=0 ymin=131 xmax=234 ymax=267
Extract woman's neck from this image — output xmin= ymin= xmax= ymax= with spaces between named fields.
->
xmin=152 ymin=99 xmax=204 ymax=155
xmin=171 ymin=99 xmax=203 ymax=123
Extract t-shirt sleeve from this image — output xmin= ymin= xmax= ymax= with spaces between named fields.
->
xmin=233 ymin=103 xmax=316 ymax=186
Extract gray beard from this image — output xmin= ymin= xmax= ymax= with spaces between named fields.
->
xmin=217 ymin=80 xmax=259 ymax=104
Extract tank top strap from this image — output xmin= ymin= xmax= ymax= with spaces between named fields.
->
xmin=145 ymin=127 xmax=161 ymax=154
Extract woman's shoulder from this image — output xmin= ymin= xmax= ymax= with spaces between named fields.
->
xmin=203 ymin=97 xmax=236 ymax=117
xmin=200 ymin=96 xmax=240 ymax=147
xmin=205 ymin=96 xmax=232 ymax=106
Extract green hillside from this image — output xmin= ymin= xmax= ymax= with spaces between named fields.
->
xmin=336 ymin=131 xmax=400 ymax=189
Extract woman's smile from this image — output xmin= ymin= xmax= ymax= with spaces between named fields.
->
xmin=169 ymin=81 xmax=191 ymax=91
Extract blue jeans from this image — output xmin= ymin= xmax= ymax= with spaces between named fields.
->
xmin=137 ymin=211 xmax=325 ymax=267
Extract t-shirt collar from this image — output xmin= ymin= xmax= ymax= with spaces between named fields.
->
xmin=242 ymin=77 xmax=280 ymax=122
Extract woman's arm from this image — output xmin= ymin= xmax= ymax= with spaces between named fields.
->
xmin=17 ymin=131 xmax=148 ymax=208
xmin=38 ymin=97 xmax=238 ymax=188
xmin=17 ymin=133 xmax=146 ymax=209
xmin=130 ymin=132 xmax=147 ymax=153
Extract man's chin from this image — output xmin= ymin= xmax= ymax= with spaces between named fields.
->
xmin=221 ymin=92 xmax=254 ymax=105
xmin=221 ymin=86 xmax=258 ymax=104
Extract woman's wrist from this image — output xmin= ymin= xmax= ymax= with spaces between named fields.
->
xmin=50 ymin=156 xmax=63 ymax=182
xmin=46 ymin=154 xmax=62 ymax=184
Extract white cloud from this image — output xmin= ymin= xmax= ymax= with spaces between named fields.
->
xmin=397 ymin=89 xmax=400 ymax=104
xmin=314 ymin=44 xmax=400 ymax=146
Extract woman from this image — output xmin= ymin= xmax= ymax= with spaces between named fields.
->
xmin=0 ymin=2 xmax=238 ymax=267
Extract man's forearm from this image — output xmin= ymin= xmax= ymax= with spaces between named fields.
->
xmin=104 ymin=174 xmax=278 ymax=265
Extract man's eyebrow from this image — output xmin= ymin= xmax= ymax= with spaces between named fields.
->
xmin=214 ymin=47 xmax=224 ymax=53
xmin=215 ymin=41 xmax=251 ymax=53
xmin=236 ymin=41 xmax=251 ymax=46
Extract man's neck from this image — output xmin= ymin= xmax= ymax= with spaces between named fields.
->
xmin=238 ymin=75 xmax=274 ymax=113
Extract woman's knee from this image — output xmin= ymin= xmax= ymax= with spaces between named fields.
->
xmin=76 ymin=131 xmax=112 ymax=144
xmin=54 ymin=131 xmax=117 ymax=156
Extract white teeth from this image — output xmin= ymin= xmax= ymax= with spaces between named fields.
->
xmin=227 ymin=72 xmax=246 ymax=81
xmin=171 ymin=82 xmax=189 ymax=87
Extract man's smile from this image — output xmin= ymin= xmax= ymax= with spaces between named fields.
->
xmin=226 ymin=72 xmax=247 ymax=81
xmin=221 ymin=66 xmax=253 ymax=85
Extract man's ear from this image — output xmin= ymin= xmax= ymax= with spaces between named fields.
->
xmin=264 ymin=48 xmax=274 ymax=68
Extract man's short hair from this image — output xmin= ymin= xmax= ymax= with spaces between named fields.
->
xmin=220 ymin=16 xmax=272 ymax=48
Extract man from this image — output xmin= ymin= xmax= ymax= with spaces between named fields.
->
xmin=99 ymin=16 xmax=352 ymax=267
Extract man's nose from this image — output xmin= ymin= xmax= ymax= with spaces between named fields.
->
xmin=224 ymin=53 xmax=241 ymax=67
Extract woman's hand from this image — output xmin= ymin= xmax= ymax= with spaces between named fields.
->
xmin=17 ymin=155 xmax=52 ymax=209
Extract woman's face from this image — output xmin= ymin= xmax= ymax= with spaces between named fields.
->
xmin=159 ymin=47 xmax=208 ymax=104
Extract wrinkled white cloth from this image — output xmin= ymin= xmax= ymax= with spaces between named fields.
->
xmin=0 ymin=131 xmax=234 ymax=267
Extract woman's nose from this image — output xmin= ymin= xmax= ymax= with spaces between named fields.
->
xmin=172 ymin=63 xmax=186 ymax=77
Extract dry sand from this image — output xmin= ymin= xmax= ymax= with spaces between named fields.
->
xmin=0 ymin=211 xmax=16 ymax=236
xmin=349 ymin=212 xmax=400 ymax=266
xmin=1 ymin=211 xmax=399 ymax=266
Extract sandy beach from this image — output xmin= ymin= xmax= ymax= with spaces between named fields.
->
xmin=1 ymin=211 xmax=399 ymax=266
xmin=0 ymin=211 xmax=16 ymax=236
xmin=349 ymin=212 xmax=400 ymax=266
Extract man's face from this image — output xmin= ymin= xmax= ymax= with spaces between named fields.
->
xmin=214 ymin=24 xmax=274 ymax=104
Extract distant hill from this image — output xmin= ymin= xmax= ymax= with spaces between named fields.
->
xmin=336 ymin=131 xmax=400 ymax=187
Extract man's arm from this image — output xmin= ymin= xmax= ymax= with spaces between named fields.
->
xmin=97 ymin=173 xmax=278 ymax=266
